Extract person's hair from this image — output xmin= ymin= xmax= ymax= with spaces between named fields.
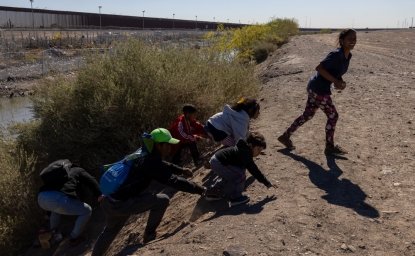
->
xmin=231 ymin=97 xmax=260 ymax=118
xmin=182 ymin=104 xmax=197 ymax=114
xmin=337 ymin=29 xmax=356 ymax=47
xmin=246 ymin=131 xmax=266 ymax=149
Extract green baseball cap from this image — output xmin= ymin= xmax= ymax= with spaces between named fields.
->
xmin=150 ymin=128 xmax=180 ymax=144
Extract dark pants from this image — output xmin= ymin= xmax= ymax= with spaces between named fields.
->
xmin=91 ymin=193 xmax=170 ymax=256
xmin=285 ymin=89 xmax=339 ymax=145
xmin=209 ymin=156 xmax=246 ymax=200
xmin=172 ymin=142 xmax=200 ymax=166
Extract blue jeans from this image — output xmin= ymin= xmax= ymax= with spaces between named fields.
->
xmin=209 ymin=156 xmax=246 ymax=199
xmin=38 ymin=191 xmax=92 ymax=239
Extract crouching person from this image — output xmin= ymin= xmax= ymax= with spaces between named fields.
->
xmin=205 ymin=132 xmax=276 ymax=207
xmin=37 ymin=159 xmax=101 ymax=247
xmin=92 ymin=128 xmax=206 ymax=256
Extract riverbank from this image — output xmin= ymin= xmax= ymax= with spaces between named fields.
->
xmin=6 ymin=29 xmax=414 ymax=256
xmin=98 ymin=29 xmax=415 ymax=256
xmin=0 ymin=78 xmax=36 ymax=97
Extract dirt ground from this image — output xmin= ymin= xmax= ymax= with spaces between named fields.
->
xmin=26 ymin=30 xmax=415 ymax=256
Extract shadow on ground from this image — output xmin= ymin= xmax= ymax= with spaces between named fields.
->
xmin=190 ymin=194 xmax=277 ymax=223
xmin=278 ymin=149 xmax=379 ymax=218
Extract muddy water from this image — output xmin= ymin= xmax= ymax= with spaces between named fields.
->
xmin=0 ymin=97 xmax=33 ymax=128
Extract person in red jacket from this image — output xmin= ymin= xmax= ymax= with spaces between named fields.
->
xmin=169 ymin=104 xmax=207 ymax=166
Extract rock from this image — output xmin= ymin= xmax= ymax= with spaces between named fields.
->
xmin=348 ymin=245 xmax=356 ymax=252
xmin=393 ymin=182 xmax=401 ymax=187
xmin=223 ymin=246 xmax=248 ymax=256
xmin=381 ymin=167 xmax=393 ymax=174
xmin=340 ymin=243 xmax=356 ymax=252
xmin=381 ymin=210 xmax=399 ymax=214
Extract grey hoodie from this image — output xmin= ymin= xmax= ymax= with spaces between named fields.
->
xmin=208 ymin=105 xmax=250 ymax=142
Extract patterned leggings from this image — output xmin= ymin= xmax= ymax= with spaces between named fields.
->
xmin=285 ymin=89 xmax=338 ymax=145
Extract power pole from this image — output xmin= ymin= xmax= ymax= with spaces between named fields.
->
xmin=142 ymin=10 xmax=145 ymax=30
xmin=98 ymin=6 xmax=102 ymax=30
xmin=30 ymin=0 xmax=34 ymax=29
xmin=172 ymin=13 xmax=175 ymax=29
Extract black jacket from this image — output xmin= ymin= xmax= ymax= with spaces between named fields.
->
xmin=39 ymin=167 xmax=101 ymax=199
xmin=111 ymin=150 xmax=205 ymax=201
xmin=214 ymin=139 xmax=271 ymax=187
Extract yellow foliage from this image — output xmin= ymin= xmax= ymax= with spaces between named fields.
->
xmin=206 ymin=18 xmax=299 ymax=62
xmin=52 ymin=32 xmax=62 ymax=41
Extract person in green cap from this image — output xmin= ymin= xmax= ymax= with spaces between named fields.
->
xmin=92 ymin=128 xmax=206 ymax=256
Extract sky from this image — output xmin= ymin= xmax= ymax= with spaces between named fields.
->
xmin=0 ymin=0 xmax=414 ymax=28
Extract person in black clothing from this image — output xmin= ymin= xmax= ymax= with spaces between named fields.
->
xmin=37 ymin=160 xmax=101 ymax=247
xmin=92 ymin=128 xmax=206 ymax=256
xmin=205 ymin=132 xmax=276 ymax=207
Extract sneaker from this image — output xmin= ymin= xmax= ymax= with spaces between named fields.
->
xmin=229 ymin=195 xmax=250 ymax=207
xmin=324 ymin=144 xmax=348 ymax=155
xmin=278 ymin=133 xmax=295 ymax=150
xmin=142 ymin=231 xmax=157 ymax=244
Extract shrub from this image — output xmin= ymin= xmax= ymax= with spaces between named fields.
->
xmin=252 ymin=42 xmax=277 ymax=63
xmin=0 ymin=134 xmax=39 ymax=256
xmin=17 ymin=39 xmax=259 ymax=172
xmin=205 ymin=18 xmax=298 ymax=62
xmin=5 ymin=38 xmax=258 ymax=254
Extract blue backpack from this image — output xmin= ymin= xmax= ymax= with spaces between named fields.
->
xmin=100 ymin=147 xmax=147 ymax=196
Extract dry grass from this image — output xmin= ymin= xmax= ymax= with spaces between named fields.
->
xmin=0 ymin=134 xmax=39 ymax=255
xmin=2 ymin=38 xmax=260 ymax=254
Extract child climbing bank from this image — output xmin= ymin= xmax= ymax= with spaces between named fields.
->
xmin=205 ymin=132 xmax=276 ymax=207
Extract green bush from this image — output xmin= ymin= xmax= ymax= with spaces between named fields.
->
xmin=2 ymin=39 xmax=258 ymax=254
xmin=205 ymin=18 xmax=298 ymax=62
xmin=17 ymin=39 xmax=259 ymax=171
xmin=0 ymin=134 xmax=39 ymax=256
xmin=252 ymin=42 xmax=277 ymax=63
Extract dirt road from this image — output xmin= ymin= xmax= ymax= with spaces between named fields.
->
xmin=121 ymin=30 xmax=415 ymax=256
xmin=27 ymin=30 xmax=415 ymax=256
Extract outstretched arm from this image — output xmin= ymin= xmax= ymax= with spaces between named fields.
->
xmin=152 ymin=161 xmax=205 ymax=195
xmin=246 ymin=160 xmax=272 ymax=187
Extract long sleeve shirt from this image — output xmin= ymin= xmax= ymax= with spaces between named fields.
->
xmin=214 ymin=139 xmax=271 ymax=187
xmin=169 ymin=114 xmax=206 ymax=144
xmin=40 ymin=167 xmax=101 ymax=199
xmin=208 ymin=105 xmax=250 ymax=142
xmin=111 ymin=151 xmax=205 ymax=201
